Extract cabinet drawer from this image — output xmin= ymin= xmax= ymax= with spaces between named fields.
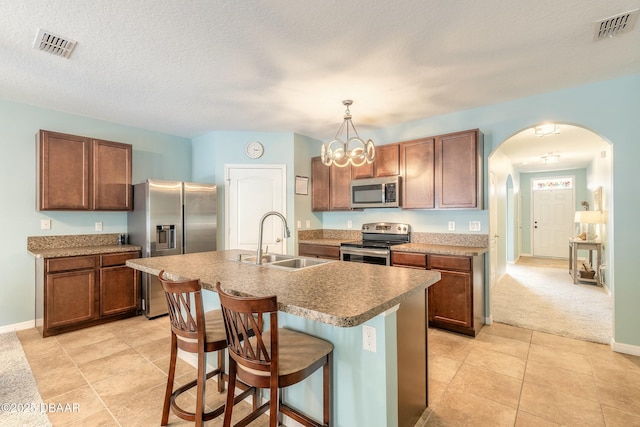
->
xmin=101 ymin=252 xmax=140 ymax=267
xmin=47 ymin=256 xmax=96 ymax=273
xmin=392 ymin=252 xmax=427 ymax=268
xmin=298 ymin=243 xmax=340 ymax=259
xmin=428 ymin=255 xmax=471 ymax=271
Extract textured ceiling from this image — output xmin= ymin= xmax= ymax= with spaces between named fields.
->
xmin=1 ymin=0 xmax=639 ymax=146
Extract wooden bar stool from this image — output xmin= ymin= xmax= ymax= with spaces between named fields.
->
xmin=158 ymin=271 xmax=255 ymax=426
xmin=216 ymin=281 xmax=333 ymax=427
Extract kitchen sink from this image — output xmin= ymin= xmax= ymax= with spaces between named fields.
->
xmin=239 ymin=253 xmax=294 ymax=264
xmin=234 ymin=253 xmax=334 ymax=270
xmin=267 ymin=257 xmax=333 ymax=270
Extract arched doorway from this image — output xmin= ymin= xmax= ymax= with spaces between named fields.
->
xmin=488 ymin=123 xmax=613 ymax=344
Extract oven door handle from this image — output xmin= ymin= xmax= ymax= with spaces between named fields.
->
xmin=341 ymin=247 xmax=390 ymax=257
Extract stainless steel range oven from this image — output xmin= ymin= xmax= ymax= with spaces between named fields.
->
xmin=340 ymin=222 xmax=410 ymax=266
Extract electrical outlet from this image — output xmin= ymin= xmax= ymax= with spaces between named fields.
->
xmin=362 ymin=325 xmax=376 ymax=352
xmin=469 ymin=221 xmax=481 ymax=231
xmin=347 ymin=220 xmax=353 ymax=229
xmin=448 ymin=221 xmax=455 ymax=231
xmin=95 ymin=222 xmax=103 ymax=231
xmin=40 ymin=219 xmax=51 ymax=230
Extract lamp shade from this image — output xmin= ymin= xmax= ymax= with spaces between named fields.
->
xmin=575 ymin=210 xmax=603 ymax=224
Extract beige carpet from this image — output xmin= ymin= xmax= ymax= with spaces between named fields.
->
xmin=0 ymin=332 xmax=51 ymax=426
xmin=491 ymin=257 xmax=612 ymax=344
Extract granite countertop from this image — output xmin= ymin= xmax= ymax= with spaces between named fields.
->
xmin=27 ymin=233 xmax=141 ymax=258
xmin=127 ymin=250 xmax=440 ymax=328
xmin=391 ymin=243 xmax=488 ymax=256
xmin=29 ymin=244 xmax=141 ymax=259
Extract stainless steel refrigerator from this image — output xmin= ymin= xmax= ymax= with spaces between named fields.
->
xmin=128 ymin=179 xmax=217 ymax=318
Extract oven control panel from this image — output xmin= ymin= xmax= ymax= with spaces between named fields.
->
xmin=362 ymin=222 xmax=410 ymax=234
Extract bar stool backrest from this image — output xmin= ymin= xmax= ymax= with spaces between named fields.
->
xmin=217 ymin=285 xmax=279 ymax=388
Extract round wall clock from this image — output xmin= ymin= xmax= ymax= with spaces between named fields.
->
xmin=245 ymin=141 xmax=264 ymax=159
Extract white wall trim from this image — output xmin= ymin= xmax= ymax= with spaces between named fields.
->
xmin=611 ymin=339 xmax=640 ymax=356
xmin=485 ymin=314 xmax=493 ymax=325
xmin=0 ymin=320 xmax=34 ymax=334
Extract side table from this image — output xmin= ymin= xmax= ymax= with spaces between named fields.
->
xmin=568 ymin=238 xmax=602 ymax=286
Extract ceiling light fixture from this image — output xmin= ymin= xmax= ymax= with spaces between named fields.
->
xmin=321 ymin=100 xmax=375 ymax=167
xmin=541 ymin=152 xmax=560 ymax=164
xmin=534 ymin=124 xmax=560 ymax=137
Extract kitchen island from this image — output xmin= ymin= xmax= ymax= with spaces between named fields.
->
xmin=127 ymin=249 xmax=440 ymax=427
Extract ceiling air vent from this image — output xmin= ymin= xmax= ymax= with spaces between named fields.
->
xmin=33 ymin=29 xmax=77 ymax=58
xmin=593 ymin=9 xmax=639 ymax=41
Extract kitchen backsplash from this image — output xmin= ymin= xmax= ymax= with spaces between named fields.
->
xmin=298 ymin=229 xmax=488 ymax=247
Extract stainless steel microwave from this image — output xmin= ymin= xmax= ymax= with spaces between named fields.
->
xmin=350 ymin=176 xmax=401 ymax=208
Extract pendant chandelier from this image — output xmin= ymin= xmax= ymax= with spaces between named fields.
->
xmin=321 ymin=100 xmax=375 ymax=167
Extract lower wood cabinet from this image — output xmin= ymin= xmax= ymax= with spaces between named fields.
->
xmin=298 ymin=243 xmax=340 ymax=260
xmin=36 ymin=251 xmax=140 ymax=337
xmin=46 ymin=266 xmax=96 ymax=329
xmin=392 ymin=251 xmax=485 ymax=336
xmin=100 ymin=253 xmax=140 ymax=316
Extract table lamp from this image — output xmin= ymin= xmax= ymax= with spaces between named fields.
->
xmin=574 ymin=210 xmax=603 ymax=240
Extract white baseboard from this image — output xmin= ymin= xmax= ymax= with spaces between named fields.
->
xmin=485 ymin=315 xmax=493 ymax=325
xmin=0 ymin=320 xmax=35 ymax=334
xmin=611 ymin=339 xmax=640 ymax=356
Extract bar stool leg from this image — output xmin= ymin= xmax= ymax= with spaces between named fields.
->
xmin=161 ymin=333 xmax=178 ymax=426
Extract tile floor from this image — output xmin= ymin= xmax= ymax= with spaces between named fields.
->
xmin=418 ymin=323 xmax=640 ymax=427
xmin=18 ymin=316 xmax=269 ymax=426
xmin=18 ymin=316 xmax=640 ymax=426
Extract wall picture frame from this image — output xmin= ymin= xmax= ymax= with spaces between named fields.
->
xmin=295 ymin=176 xmax=309 ymax=195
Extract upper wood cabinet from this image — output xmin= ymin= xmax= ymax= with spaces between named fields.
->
xmin=93 ymin=140 xmax=132 ymax=210
xmin=401 ymin=129 xmax=482 ymax=210
xmin=311 ymin=156 xmax=352 ymax=211
xmin=311 ymin=157 xmax=330 ymax=211
xmin=37 ymin=130 xmax=132 ymax=211
xmin=351 ymin=143 xmax=400 ymax=179
xmin=400 ymin=138 xmax=435 ymax=209
xmin=38 ymin=131 xmax=92 ymax=210
xmin=373 ymin=143 xmax=400 ymax=177
xmin=435 ymin=129 xmax=482 ymax=209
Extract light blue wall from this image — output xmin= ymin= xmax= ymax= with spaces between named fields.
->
xmin=0 ymin=99 xmax=190 ymax=327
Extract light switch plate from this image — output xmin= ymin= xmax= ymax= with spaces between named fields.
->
xmin=297 ymin=220 xmax=302 ymax=229
xmin=95 ymin=222 xmax=103 ymax=231
xmin=347 ymin=220 xmax=353 ymax=229
xmin=448 ymin=221 xmax=455 ymax=231
xmin=40 ymin=219 xmax=51 ymax=230
xmin=305 ymin=220 xmax=311 ymax=229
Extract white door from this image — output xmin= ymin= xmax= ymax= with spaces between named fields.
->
xmin=532 ymin=187 xmax=574 ymax=258
xmin=226 ymin=165 xmax=287 ymax=254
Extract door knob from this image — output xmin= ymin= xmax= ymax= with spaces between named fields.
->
xmin=275 ymin=237 xmax=282 ymax=243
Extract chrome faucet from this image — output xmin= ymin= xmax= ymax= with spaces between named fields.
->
xmin=256 ymin=211 xmax=291 ymax=265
